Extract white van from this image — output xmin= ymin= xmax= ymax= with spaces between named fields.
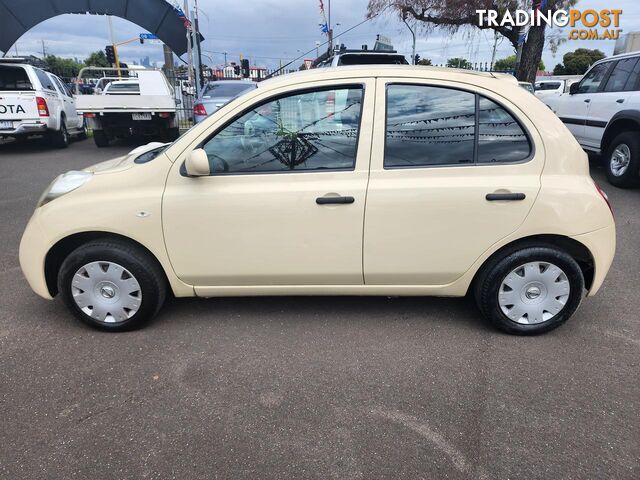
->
xmin=0 ymin=60 xmax=85 ymax=147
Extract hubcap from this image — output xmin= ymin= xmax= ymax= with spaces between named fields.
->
xmin=610 ymin=144 xmax=631 ymax=177
xmin=71 ymin=261 xmax=142 ymax=324
xmin=498 ymin=262 xmax=570 ymax=325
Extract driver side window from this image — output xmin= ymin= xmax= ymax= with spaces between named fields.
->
xmin=201 ymin=86 xmax=363 ymax=174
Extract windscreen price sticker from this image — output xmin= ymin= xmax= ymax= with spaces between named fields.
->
xmin=476 ymin=9 xmax=623 ymax=41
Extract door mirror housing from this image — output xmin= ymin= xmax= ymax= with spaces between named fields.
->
xmin=569 ymin=82 xmax=580 ymax=95
xmin=184 ymin=149 xmax=210 ymax=176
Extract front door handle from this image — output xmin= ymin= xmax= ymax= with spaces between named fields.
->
xmin=584 ymin=99 xmax=591 ymax=103
xmin=616 ymin=98 xmax=625 ymax=104
xmin=486 ymin=192 xmax=526 ymax=201
xmin=316 ymin=196 xmax=355 ymax=205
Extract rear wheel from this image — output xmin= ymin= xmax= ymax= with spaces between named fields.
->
xmin=58 ymin=240 xmax=167 ymax=331
xmin=475 ymin=246 xmax=584 ymax=335
xmin=93 ymin=130 xmax=109 ymax=148
xmin=605 ymin=131 xmax=640 ymax=188
xmin=50 ymin=119 xmax=69 ymax=148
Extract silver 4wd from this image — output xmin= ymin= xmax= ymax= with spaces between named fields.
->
xmin=544 ymin=52 xmax=640 ymax=188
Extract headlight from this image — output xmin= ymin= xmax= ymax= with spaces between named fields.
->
xmin=37 ymin=170 xmax=93 ymax=208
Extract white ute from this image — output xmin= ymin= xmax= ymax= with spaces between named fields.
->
xmin=0 ymin=59 xmax=85 ymax=147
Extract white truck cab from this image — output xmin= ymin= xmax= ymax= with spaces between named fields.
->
xmin=0 ymin=60 xmax=84 ymax=147
xmin=544 ymin=52 xmax=640 ymax=187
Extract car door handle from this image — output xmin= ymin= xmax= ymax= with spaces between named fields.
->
xmin=616 ymin=98 xmax=625 ymax=103
xmin=316 ymin=196 xmax=355 ymax=205
xmin=584 ymin=99 xmax=591 ymax=103
xmin=486 ymin=192 xmax=526 ymax=201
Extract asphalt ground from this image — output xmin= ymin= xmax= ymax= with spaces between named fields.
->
xmin=0 ymin=136 xmax=638 ymax=479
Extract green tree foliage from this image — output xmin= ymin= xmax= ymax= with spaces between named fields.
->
xmin=553 ymin=48 xmax=606 ymax=75
xmin=417 ymin=58 xmax=432 ymax=66
xmin=44 ymin=55 xmax=82 ymax=78
xmin=446 ymin=57 xmax=471 ymax=69
xmin=84 ymin=50 xmax=110 ymax=68
xmin=494 ymin=55 xmax=545 ymax=72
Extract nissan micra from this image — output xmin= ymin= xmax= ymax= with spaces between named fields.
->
xmin=19 ymin=66 xmax=616 ymax=335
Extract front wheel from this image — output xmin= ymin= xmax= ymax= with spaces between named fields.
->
xmin=475 ymin=246 xmax=584 ymax=335
xmin=605 ymin=131 xmax=640 ymax=188
xmin=58 ymin=240 xmax=167 ymax=331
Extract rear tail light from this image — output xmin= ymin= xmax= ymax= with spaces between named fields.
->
xmin=326 ymin=91 xmax=335 ymax=118
xmin=193 ymin=103 xmax=207 ymax=116
xmin=158 ymin=112 xmax=171 ymax=118
xmin=594 ymin=182 xmax=614 ymax=218
xmin=36 ymin=97 xmax=49 ymax=117
xmin=83 ymin=112 xmax=96 ymax=118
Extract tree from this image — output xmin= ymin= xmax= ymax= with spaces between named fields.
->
xmin=417 ymin=57 xmax=432 ymax=66
xmin=44 ymin=55 xmax=82 ymax=79
xmin=553 ymin=48 xmax=606 ymax=75
xmin=84 ymin=50 xmax=110 ymax=68
xmin=446 ymin=57 xmax=471 ymax=69
xmin=367 ymin=0 xmax=578 ymax=83
xmin=494 ymin=54 xmax=545 ymax=72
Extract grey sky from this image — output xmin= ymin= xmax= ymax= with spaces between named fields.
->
xmin=7 ymin=0 xmax=640 ymax=70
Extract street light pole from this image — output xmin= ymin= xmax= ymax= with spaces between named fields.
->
xmin=402 ymin=16 xmax=416 ymax=64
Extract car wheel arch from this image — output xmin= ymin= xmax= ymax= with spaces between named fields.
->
xmin=468 ymin=234 xmax=595 ymax=296
xmin=44 ymin=231 xmax=170 ymax=297
xmin=601 ymin=112 xmax=640 ymax=153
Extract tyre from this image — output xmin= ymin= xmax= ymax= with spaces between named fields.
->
xmin=57 ymin=240 xmax=167 ymax=331
xmin=474 ymin=245 xmax=584 ymax=335
xmin=605 ymin=131 xmax=640 ymax=188
xmin=50 ymin=119 xmax=69 ymax=148
xmin=93 ymin=130 xmax=109 ymax=148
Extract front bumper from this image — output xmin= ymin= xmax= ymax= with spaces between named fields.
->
xmin=0 ymin=120 xmax=48 ymax=136
xmin=19 ymin=214 xmax=53 ymax=300
xmin=571 ymin=223 xmax=616 ymax=296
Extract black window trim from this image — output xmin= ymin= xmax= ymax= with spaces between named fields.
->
xmin=382 ymin=82 xmax=535 ymax=170
xmin=189 ymin=83 xmax=367 ymax=177
xmin=576 ymin=60 xmax=617 ymax=95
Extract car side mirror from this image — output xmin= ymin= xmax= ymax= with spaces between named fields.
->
xmin=184 ymin=148 xmax=210 ymax=176
xmin=569 ymin=82 xmax=580 ymax=95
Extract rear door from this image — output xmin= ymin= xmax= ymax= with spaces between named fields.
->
xmin=363 ymin=79 xmax=543 ymax=286
xmin=583 ymin=57 xmax=640 ymax=150
xmin=50 ymin=74 xmax=81 ymax=128
xmin=0 ymin=65 xmax=39 ymax=128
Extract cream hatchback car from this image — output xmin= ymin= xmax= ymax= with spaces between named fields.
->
xmin=20 ymin=66 xmax=616 ymax=335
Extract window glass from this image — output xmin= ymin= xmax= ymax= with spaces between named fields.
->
xmin=203 ymin=82 xmax=255 ymax=97
xmin=624 ymin=58 xmax=640 ymax=91
xmin=384 ymin=85 xmax=475 ymax=167
xmin=535 ymin=82 xmax=561 ymax=91
xmin=604 ymin=58 xmax=639 ymax=92
xmin=52 ymin=76 xmax=69 ymax=97
xmin=0 ymin=66 xmax=33 ymax=90
xmin=105 ymin=82 xmax=140 ymax=94
xmin=201 ymin=86 xmax=363 ymax=173
xmin=34 ymin=69 xmax=56 ymax=91
xmin=478 ymin=97 xmax=531 ymax=163
xmin=577 ymin=62 xmax=610 ymax=94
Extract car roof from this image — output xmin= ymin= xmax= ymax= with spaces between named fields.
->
xmin=261 ymin=65 xmax=518 ymax=88
xmin=592 ymin=51 xmax=639 ymax=66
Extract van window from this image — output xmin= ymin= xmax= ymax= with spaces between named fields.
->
xmin=201 ymin=86 xmax=364 ymax=174
xmin=0 ymin=65 xmax=33 ymax=91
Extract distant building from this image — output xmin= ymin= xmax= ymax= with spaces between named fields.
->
xmin=614 ymin=32 xmax=640 ymax=55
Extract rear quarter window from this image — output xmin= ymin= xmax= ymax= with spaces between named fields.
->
xmin=0 ymin=65 xmax=34 ymax=91
xmin=33 ymin=69 xmax=56 ymax=91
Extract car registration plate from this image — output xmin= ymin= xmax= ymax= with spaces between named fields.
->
xmin=0 ymin=120 xmax=13 ymax=129
xmin=132 ymin=113 xmax=152 ymax=121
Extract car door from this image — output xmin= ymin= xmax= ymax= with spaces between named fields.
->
xmin=162 ymin=80 xmax=374 ymax=291
xmin=583 ymin=57 xmax=640 ymax=150
xmin=553 ymin=62 xmax=612 ymax=145
xmin=50 ymin=74 xmax=80 ymax=128
xmin=363 ymin=79 xmax=543 ymax=286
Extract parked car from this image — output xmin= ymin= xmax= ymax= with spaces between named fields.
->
xmin=193 ymin=80 xmax=257 ymax=123
xmin=518 ymin=81 xmax=534 ymax=94
xmin=544 ymin=52 xmax=640 ymax=187
xmin=20 ymin=65 xmax=615 ymax=335
xmin=313 ymin=46 xmax=408 ymax=68
xmin=177 ymin=79 xmax=195 ymax=96
xmin=75 ymin=68 xmax=179 ymax=147
xmin=534 ymin=78 xmax=581 ymax=100
xmin=0 ymin=60 xmax=85 ymax=147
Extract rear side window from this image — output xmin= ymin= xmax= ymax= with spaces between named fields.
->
xmin=33 ymin=69 xmax=56 ymax=91
xmin=0 ymin=66 xmax=33 ymax=91
xmin=384 ymin=84 xmax=531 ymax=168
xmin=604 ymin=57 xmax=640 ymax=92
xmin=535 ymin=82 xmax=561 ymax=91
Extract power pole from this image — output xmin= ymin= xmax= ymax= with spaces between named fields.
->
xmin=490 ymin=31 xmax=498 ymax=71
xmin=402 ymin=16 xmax=416 ymax=64
xmin=327 ymin=0 xmax=333 ymax=51
xmin=41 ymin=40 xmax=46 ymax=59
xmin=193 ymin=0 xmax=204 ymax=89
xmin=184 ymin=0 xmax=195 ymax=94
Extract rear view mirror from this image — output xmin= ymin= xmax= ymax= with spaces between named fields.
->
xmin=184 ymin=148 xmax=210 ymax=176
xmin=569 ymin=82 xmax=580 ymax=95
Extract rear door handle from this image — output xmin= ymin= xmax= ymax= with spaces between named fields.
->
xmin=584 ymin=99 xmax=591 ymax=103
xmin=486 ymin=192 xmax=526 ymax=201
xmin=616 ymin=99 xmax=625 ymax=103
xmin=316 ymin=196 xmax=355 ymax=205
